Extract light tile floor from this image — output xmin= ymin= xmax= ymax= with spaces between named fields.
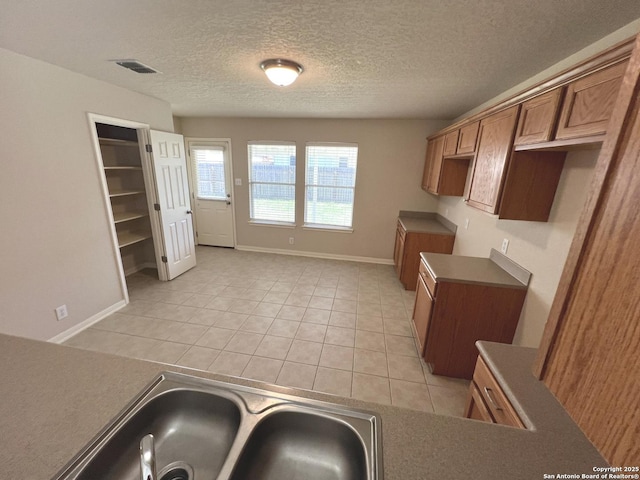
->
xmin=64 ymin=247 xmax=469 ymax=415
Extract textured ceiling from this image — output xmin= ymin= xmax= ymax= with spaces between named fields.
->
xmin=1 ymin=0 xmax=640 ymax=119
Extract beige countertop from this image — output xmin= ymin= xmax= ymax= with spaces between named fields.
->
xmin=397 ymin=211 xmax=456 ymax=236
xmin=420 ymin=251 xmax=529 ymax=289
xmin=0 ymin=334 xmax=606 ymax=479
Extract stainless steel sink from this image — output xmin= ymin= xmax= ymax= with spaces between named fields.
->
xmin=53 ymin=372 xmax=382 ymax=480
xmin=230 ymin=410 xmax=368 ymax=480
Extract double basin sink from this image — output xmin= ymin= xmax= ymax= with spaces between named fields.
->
xmin=53 ymin=372 xmax=382 ymax=480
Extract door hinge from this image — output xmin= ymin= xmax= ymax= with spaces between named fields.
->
xmin=161 ymin=256 xmax=168 ymax=263
xmin=154 ymin=203 xmax=160 ymax=211
xmin=145 ymin=144 xmax=152 ymax=153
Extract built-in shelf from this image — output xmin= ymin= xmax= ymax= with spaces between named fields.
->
xmin=109 ymin=190 xmax=146 ymax=198
xmin=113 ymin=212 xmax=149 ymax=224
xmin=104 ymin=166 xmax=143 ymax=171
xmin=117 ymin=231 xmax=152 ymax=248
xmin=99 ymin=138 xmax=139 ymax=148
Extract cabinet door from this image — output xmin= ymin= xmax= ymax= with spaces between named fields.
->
xmin=467 ymin=106 xmax=519 ymax=214
xmin=426 ymin=136 xmax=445 ymax=193
xmin=443 ymin=130 xmax=459 ymax=156
xmin=514 ymin=88 xmax=563 ymax=145
xmin=412 ymin=273 xmax=434 ymax=355
xmin=555 ymin=60 xmax=628 ymax=140
xmin=421 ymin=141 xmax=435 ymax=190
xmin=457 ymin=121 xmax=480 ymax=154
xmin=464 ymin=383 xmax=494 ymax=423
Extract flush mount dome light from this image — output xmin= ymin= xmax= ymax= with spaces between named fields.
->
xmin=260 ymin=59 xmax=303 ymax=86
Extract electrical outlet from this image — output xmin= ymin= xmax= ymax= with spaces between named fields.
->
xmin=289 ymin=237 xmax=294 ymax=245
xmin=464 ymin=218 xmax=470 ymax=229
xmin=501 ymin=238 xmax=509 ymax=255
xmin=55 ymin=305 xmax=68 ymax=321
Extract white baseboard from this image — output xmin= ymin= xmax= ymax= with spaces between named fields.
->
xmin=235 ymin=244 xmax=394 ymax=265
xmin=48 ymin=300 xmax=127 ymax=344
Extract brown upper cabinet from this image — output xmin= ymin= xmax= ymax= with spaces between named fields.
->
xmin=423 ymin=124 xmax=476 ymax=197
xmin=456 ymin=121 xmax=480 ymax=154
xmin=443 ymin=130 xmax=459 ymax=156
xmin=422 ymin=135 xmax=469 ymax=196
xmin=514 ymin=88 xmax=563 ymax=146
xmin=466 ymin=106 xmax=520 ymax=214
xmin=555 ymin=60 xmax=628 ymax=140
xmin=422 ymin=135 xmax=444 ymax=192
xmin=422 ymin=38 xmax=634 ymax=221
xmin=515 ymin=61 xmax=628 ymax=147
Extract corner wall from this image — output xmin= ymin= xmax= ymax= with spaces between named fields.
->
xmin=0 ymin=48 xmax=174 ymax=341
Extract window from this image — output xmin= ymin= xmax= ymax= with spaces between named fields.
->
xmin=248 ymin=142 xmax=296 ymax=223
xmin=305 ymin=143 xmax=358 ymax=229
xmin=191 ymin=146 xmax=226 ymax=199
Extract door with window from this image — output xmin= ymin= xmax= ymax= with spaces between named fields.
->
xmin=188 ymin=141 xmax=235 ymax=247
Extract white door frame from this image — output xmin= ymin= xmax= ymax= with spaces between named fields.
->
xmin=185 ymin=137 xmax=237 ymax=247
xmin=87 ymin=113 xmax=167 ymax=303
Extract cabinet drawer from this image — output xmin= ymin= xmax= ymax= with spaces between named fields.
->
xmin=473 ymin=356 xmax=524 ymax=428
xmin=418 ymin=259 xmax=437 ymax=297
xmin=464 ymin=383 xmax=494 ymax=423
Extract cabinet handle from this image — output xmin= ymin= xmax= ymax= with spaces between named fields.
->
xmin=483 ymin=387 xmax=503 ymax=411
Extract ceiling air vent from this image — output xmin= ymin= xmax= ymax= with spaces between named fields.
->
xmin=113 ymin=60 xmax=159 ymax=74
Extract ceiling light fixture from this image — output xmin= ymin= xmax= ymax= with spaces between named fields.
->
xmin=260 ymin=59 xmax=303 ymax=87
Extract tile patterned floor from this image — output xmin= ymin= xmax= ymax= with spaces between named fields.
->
xmin=64 ymin=246 xmax=469 ymax=415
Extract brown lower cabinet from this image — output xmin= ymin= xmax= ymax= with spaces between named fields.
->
xmin=411 ymin=256 xmax=527 ymax=379
xmin=393 ymin=220 xmax=454 ymax=290
xmin=464 ymin=356 xmax=525 ymax=429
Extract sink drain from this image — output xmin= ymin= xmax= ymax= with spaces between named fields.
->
xmin=158 ymin=461 xmax=194 ymax=480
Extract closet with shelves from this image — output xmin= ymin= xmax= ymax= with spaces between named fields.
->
xmin=96 ymin=123 xmax=157 ymax=278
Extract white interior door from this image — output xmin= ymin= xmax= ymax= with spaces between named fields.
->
xmin=150 ymin=130 xmax=197 ymax=279
xmin=189 ymin=142 xmax=235 ymax=247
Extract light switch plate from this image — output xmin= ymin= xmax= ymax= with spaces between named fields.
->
xmin=234 ymin=178 xmax=242 ymax=186
xmin=501 ymin=238 xmax=509 ymax=254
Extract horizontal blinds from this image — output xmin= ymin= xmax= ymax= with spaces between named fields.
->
xmin=248 ymin=143 xmax=296 ymax=223
xmin=305 ymin=144 xmax=358 ymax=228
xmin=192 ymin=147 xmax=226 ymax=200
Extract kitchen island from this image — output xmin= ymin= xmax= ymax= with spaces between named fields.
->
xmin=0 ymin=334 xmax=606 ymax=479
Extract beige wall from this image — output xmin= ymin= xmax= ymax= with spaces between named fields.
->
xmin=438 ymin=151 xmax=598 ymax=348
xmin=0 ymin=48 xmax=174 ymax=341
xmin=178 ymin=117 xmax=446 ymax=260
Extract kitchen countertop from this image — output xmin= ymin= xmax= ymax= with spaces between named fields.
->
xmin=420 ymin=250 xmax=530 ymax=289
xmin=397 ymin=211 xmax=457 ymax=236
xmin=0 ymin=334 xmax=606 ymax=479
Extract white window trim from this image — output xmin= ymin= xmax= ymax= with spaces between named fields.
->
xmin=248 ymin=140 xmax=297 ymax=224
xmin=304 ymin=142 xmax=358 ymax=230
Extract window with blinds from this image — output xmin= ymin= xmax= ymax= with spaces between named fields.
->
xmin=248 ymin=142 xmax=296 ymax=223
xmin=191 ymin=146 xmax=226 ymax=199
xmin=305 ymin=143 xmax=358 ymax=228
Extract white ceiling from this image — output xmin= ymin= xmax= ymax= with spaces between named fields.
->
xmin=1 ymin=1 xmax=640 ymax=119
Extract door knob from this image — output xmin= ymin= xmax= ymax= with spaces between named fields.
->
xmin=186 ymin=210 xmax=192 ymax=214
